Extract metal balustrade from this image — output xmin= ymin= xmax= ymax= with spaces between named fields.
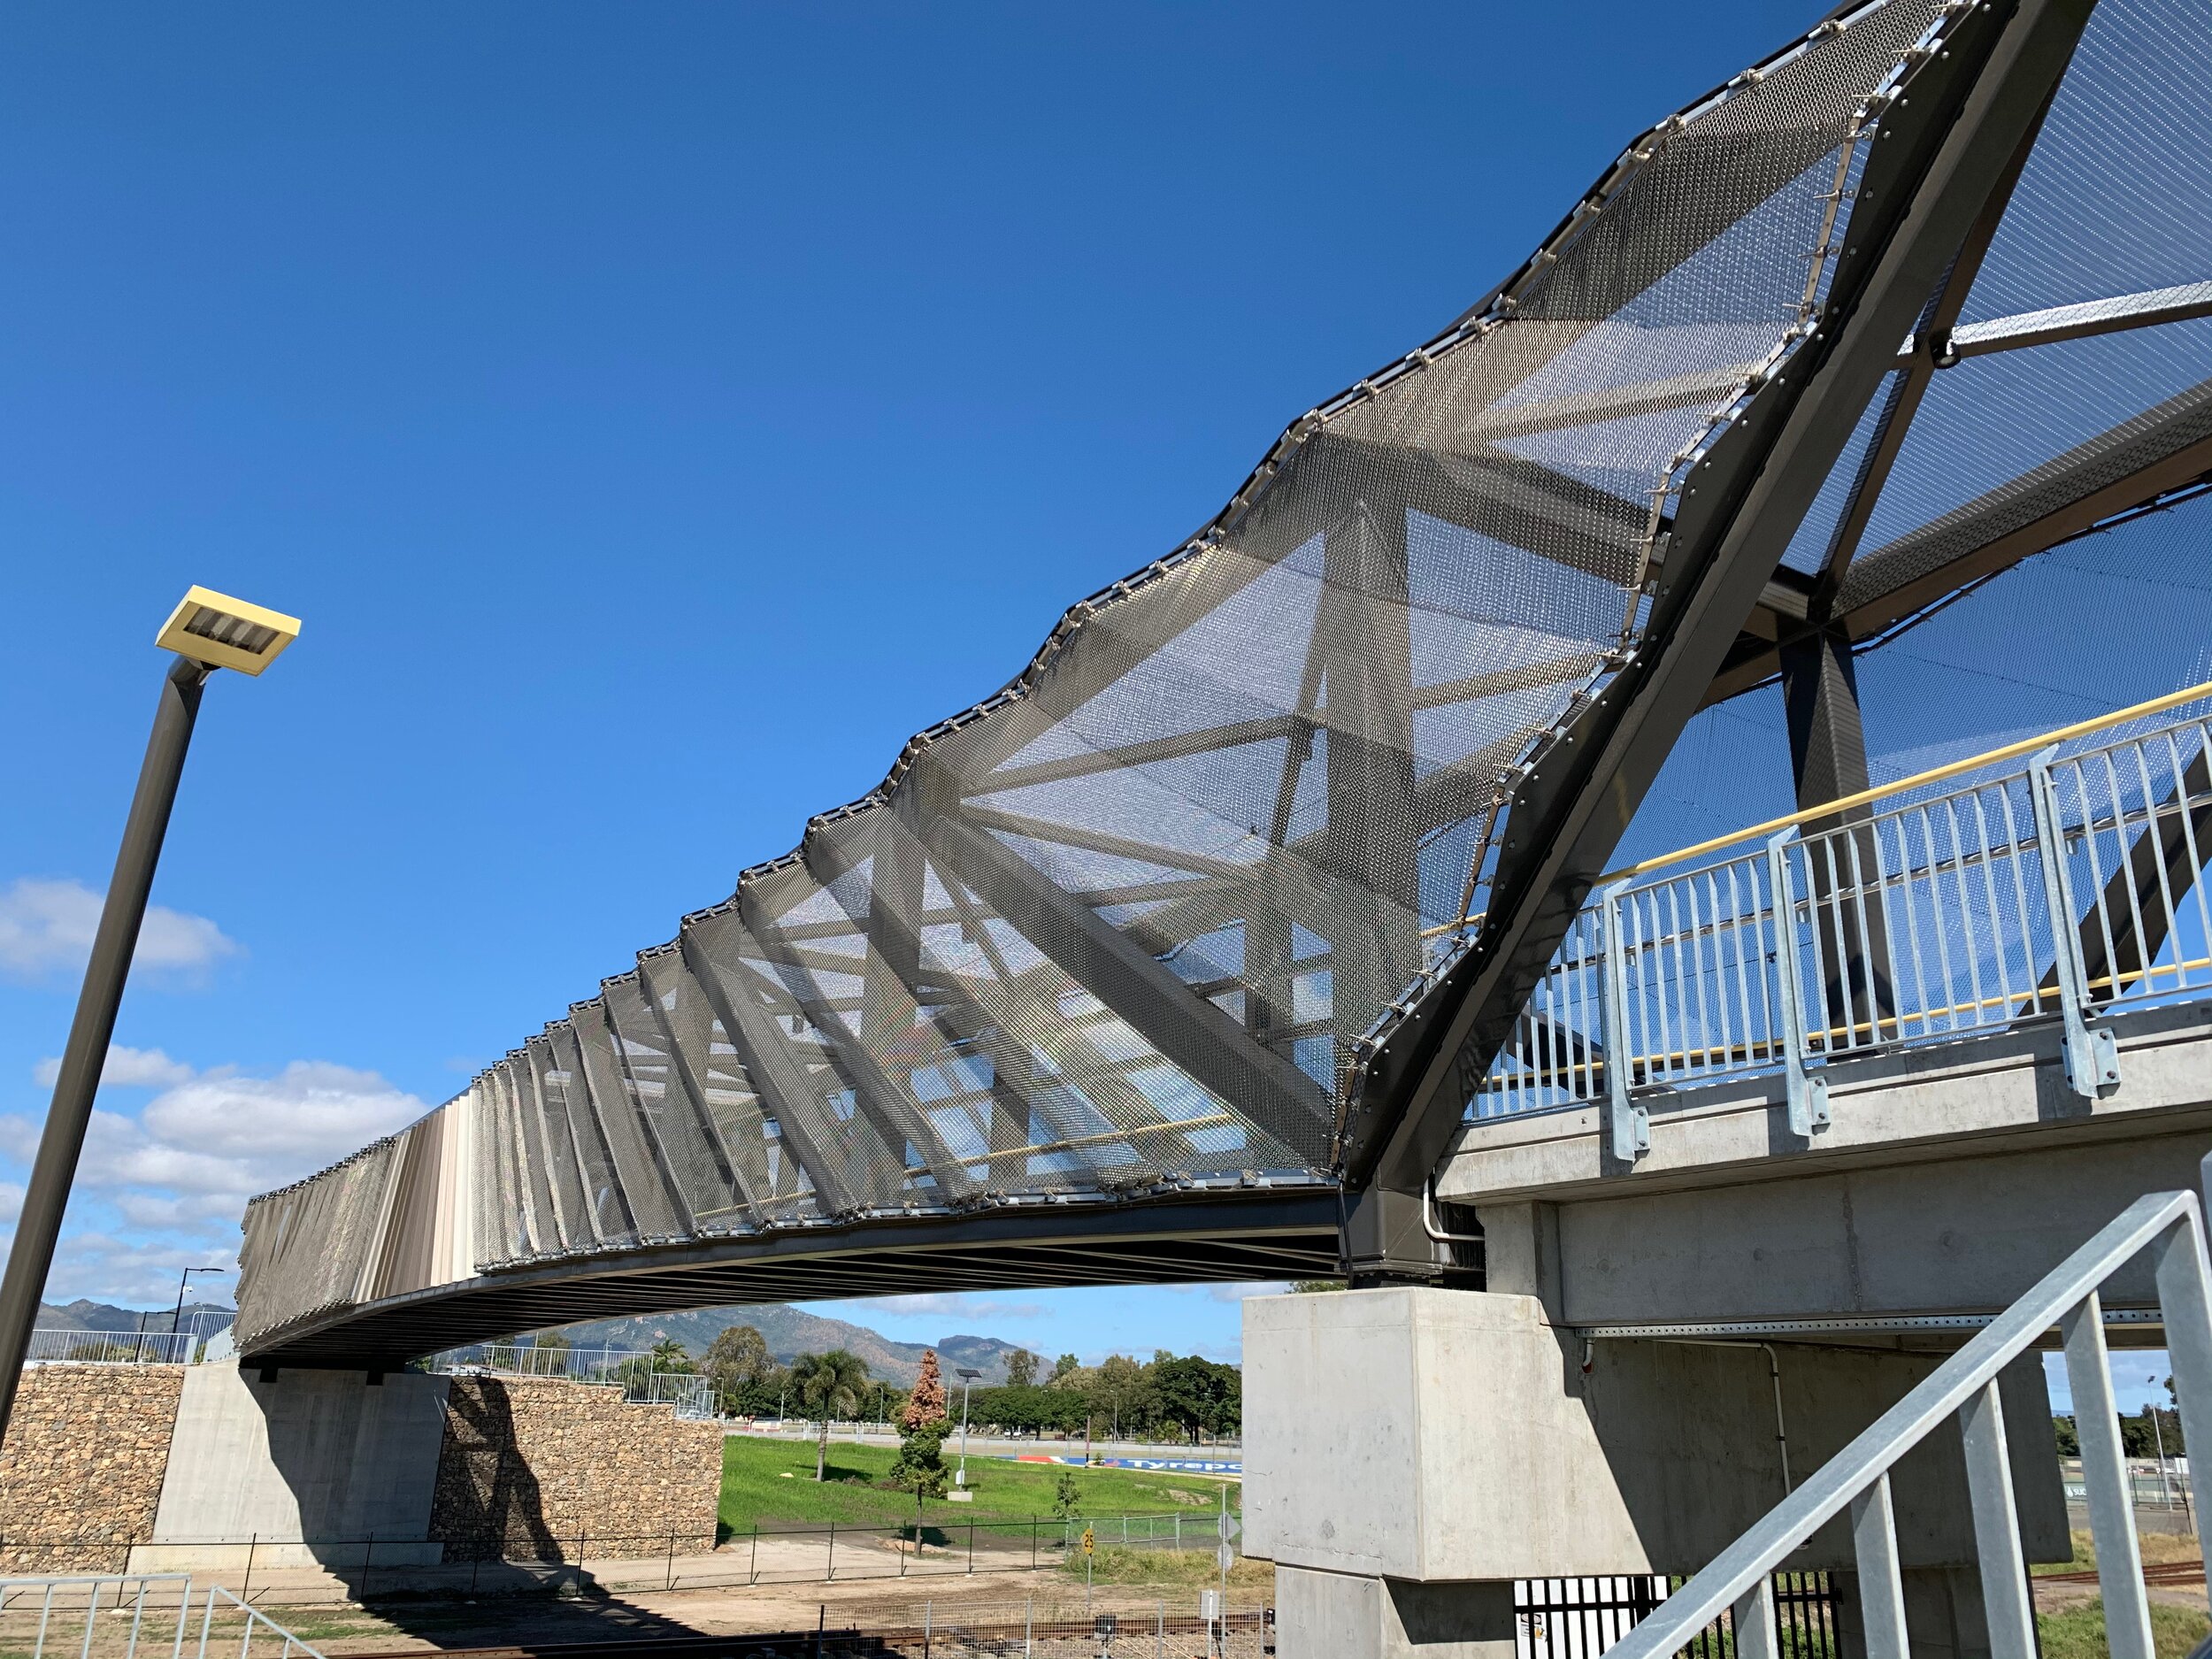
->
xmin=1602 ymin=1170 xmax=2212 ymax=1659
xmin=1473 ymin=698 xmax=2212 ymax=1158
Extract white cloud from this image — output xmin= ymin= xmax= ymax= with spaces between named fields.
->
xmin=31 ymin=1044 xmax=196 ymax=1090
xmin=0 ymin=1061 xmax=426 ymax=1224
xmin=0 ymin=879 xmax=239 ymax=983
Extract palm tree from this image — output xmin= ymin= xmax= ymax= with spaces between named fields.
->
xmin=791 ymin=1349 xmax=871 ymax=1482
xmin=649 ymin=1338 xmax=690 ymax=1374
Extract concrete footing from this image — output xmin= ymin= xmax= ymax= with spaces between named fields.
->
xmin=1245 ymin=1287 xmax=2066 ymax=1659
xmin=128 ymin=1364 xmax=450 ymax=1571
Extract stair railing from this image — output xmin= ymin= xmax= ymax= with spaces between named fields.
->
xmin=1604 ymin=1169 xmax=2212 ymax=1659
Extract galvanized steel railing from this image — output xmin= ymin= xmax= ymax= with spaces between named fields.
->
xmin=1474 ymin=693 xmax=2212 ymax=1157
xmin=1601 ymin=1175 xmax=2212 ymax=1659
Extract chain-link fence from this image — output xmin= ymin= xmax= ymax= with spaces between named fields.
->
xmin=0 ymin=1511 xmax=1240 ymax=1607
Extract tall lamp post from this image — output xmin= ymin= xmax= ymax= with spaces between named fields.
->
xmin=170 ymin=1265 xmax=227 ymax=1345
xmin=0 ymin=588 xmax=298 ymax=1445
xmin=955 ymin=1367 xmax=981 ymax=1487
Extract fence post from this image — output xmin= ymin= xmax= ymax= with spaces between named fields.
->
xmin=1597 ymin=880 xmax=1649 ymax=1164
xmin=666 ymin=1530 xmax=676 ymax=1592
xmin=826 ymin=1519 xmax=835 ymax=1584
xmin=1765 ymin=831 xmax=1829 ymax=1137
xmin=2029 ymin=746 xmax=2122 ymax=1099
xmin=242 ymin=1535 xmax=256 ymax=1606
xmin=362 ymin=1531 xmax=374 ymax=1601
xmin=967 ymin=1521 xmax=974 ymax=1575
xmin=750 ymin=1525 xmax=760 ymax=1587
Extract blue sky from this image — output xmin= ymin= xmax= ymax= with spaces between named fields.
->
xmin=3 ymin=0 xmax=2170 ymax=1378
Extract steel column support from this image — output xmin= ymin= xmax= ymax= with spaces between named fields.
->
xmin=1780 ymin=629 xmax=1896 ymax=1034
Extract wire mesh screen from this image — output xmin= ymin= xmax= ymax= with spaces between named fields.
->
xmin=236 ymin=0 xmax=2027 ymax=1351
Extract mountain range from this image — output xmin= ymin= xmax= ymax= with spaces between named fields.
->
xmin=549 ymin=1306 xmax=1031 ymax=1386
xmin=36 ymin=1297 xmax=1024 ymax=1386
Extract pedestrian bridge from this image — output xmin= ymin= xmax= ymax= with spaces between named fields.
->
xmin=235 ymin=0 xmax=2212 ymax=1367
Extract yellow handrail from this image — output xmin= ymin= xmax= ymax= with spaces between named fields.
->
xmin=1603 ymin=676 xmax=2212 ymax=880
xmin=1424 ymin=678 xmax=2212 ymax=941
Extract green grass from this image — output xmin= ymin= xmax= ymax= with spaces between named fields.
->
xmin=1063 ymin=1545 xmax=1272 ymax=1588
xmin=2038 ymin=1600 xmax=2209 ymax=1659
xmin=718 ymin=1433 xmax=1237 ymax=1536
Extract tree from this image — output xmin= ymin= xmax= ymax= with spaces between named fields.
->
xmin=1095 ymin=1355 xmax=1148 ymax=1440
xmin=2054 ymin=1415 xmax=2079 ymax=1456
xmin=1054 ymin=1470 xmax=1083 ymax=1518
xmin=649 ymin=1338 xmax=695 ymax=1374
xmin=1004 ymin=1349 xmax=1039 ymax=1388
xmin=1152 ymin=1356 xmax=1241 ymax=1443
xmin=903 ymin=1349 xmax=949 ymax=1430
xmin=887 ymin=1349 xmax=952 ymax=1520
xmin=1289 ymin=1280 xmax=1346 ymax=1294
xmin=706 ymin=1325 xmax=772 ymax=1405
xmin=534 ymin=1331 xmax=572 ymax=1375
xmin=1051 ymin=1353 xmax=1081 ymax=1381
xmin=791 ymin=1349 xmax=871 ymax=1481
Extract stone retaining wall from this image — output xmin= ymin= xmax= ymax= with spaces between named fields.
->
xmin=0 ymin=1364 xmax=185 ymax=1571
xmin=430 ymin=1376 xmax=722 ymax=1559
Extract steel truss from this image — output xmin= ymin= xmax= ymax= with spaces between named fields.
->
xmin=238 ymin=0 xmax=2212 ymax=1363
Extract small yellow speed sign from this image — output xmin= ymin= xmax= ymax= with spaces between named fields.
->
xmin=1081 ymin=1525 xmax=1096 ymax=1557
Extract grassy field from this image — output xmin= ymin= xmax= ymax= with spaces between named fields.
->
xmin=2038 ymin=1601 xmax=2210 ymax=1659
xmin=719 ymin=1433 xmax=1238 ymax=1535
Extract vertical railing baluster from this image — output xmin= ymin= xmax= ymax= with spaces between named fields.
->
xmin=2031 ymin=747 xmax=2119 ymax=1097
xmin=1849 ymin=1473 xmax=1908 ymax=1659
xmin=2152 ymin=1184 xmax=2212 ymax=1592
xmin=1766 ymin=833 xmax=1825 ymax=1136
xmin=1599 ymin=881 xmax=1647 ymax=1163
xmin=2100 ymin=748 xmax=2154 ymax=999
xmin=2170 ymin=726 xmax=2212 ymax=991
xmin=2062 ymin=1291 xmax=2154 ymax=1659
xmin=1960 ymin=1379 xmax=2034 ymax=1659
xmin=2076 ymin=752 xmax=2124 ymax=1002
xmin=1731 ymin=1578 xmax=1777 ymax=1659
xmin=2127 ymin=741 xmax=2184 ymax=999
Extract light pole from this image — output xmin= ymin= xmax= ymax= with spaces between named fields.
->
xmin=170 ymin=1265 xmax=227 ymax=1343
xmin=0 ymin=588 xmax=297 ymax=1446
xmin=956 ymin=1367 xmax=981 ymax=1487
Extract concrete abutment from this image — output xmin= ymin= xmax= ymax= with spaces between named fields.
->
xmin=1245 ymin=1286 xmax=2065 ymax=1659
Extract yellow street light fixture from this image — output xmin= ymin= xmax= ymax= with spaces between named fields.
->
xmin=0 ymin=585 xmax=298 ymax=1441
xmin=154 ymin=585 xmax=301 ymax=677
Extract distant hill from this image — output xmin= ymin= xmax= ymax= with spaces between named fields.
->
xmin=36 ymin=1300 xmax=234 ymax=1335
xmin=547 ymin=1305 xmax=1029 ymax=1386
xmin=31 ymin=1295 xmax=1021 ymax=1388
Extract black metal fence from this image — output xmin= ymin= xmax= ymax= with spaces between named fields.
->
xmin=1517 ymin=1571 xmax=1839 ymax=1659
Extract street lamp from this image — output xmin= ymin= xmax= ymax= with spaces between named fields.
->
xmin=171 ymin=1266 xmax=227 ymax=1343
xmin=956 ymin=1367 xmax=981 ymax=1487
xmin=0 ymin=588 xmax=298 ymax=1444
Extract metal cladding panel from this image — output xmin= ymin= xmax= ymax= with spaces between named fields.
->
xmin=234 ymin=0 xmax=2212 ymax=1354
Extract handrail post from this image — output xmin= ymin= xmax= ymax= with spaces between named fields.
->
xmin=1848 ymin=1474 xmax=1907 ymax=1659
xmin=2028 ymin=746 xmax=2121 ymax=1099
xmin=1598 ymin=881 xmax=1649 ymax=1164
xmin=2061 ymin=1292 xmax=2154 ymax=1659
xmin=1765 ymin=831 xmax=1828 ymax=1138
xmin=2152 ymin=1198 xmax=2212 ymax=1588
xmin=1958 ymin=1379 xmax=2034 ymax=1659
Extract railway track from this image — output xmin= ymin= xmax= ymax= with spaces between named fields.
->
xmin=2038 ymin=1560 xmax=2206 ymax=1586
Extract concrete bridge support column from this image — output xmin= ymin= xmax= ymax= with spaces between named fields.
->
xmin=1244 ymin=1288 xmax=2065 ymax=1659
